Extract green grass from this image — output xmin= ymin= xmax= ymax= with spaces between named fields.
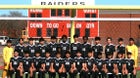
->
xmin=0 ymin=70 xmax=140 ymax=78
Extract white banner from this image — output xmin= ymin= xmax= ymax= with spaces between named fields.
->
xmin=31 ymin=0 xmax=95 ymax=6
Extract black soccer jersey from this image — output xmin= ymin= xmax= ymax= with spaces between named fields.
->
xmin=10 ymin=56 xmax=22 ymax=69
xmin=74 ymin=57 xmax=84 ymax=72
xmin=27 ymin=44 xmax=36 ymax=57
xmin=64 ymin=57 xmax=73 ymax=72
xmin=15 ymin=44 xmax=25 ymax=57
xmin=71 ymin=42 xmax=81 ymax=58
xmin=43 ymin=57 xmax=53 ymax=72
xmin=33 ymin=56 xmax=43 ymax=71
xmin=105 ymin=44 xmax=115 ymax=56
xmin=92 ymin=44 xmax=103 ymax=58
xmin=53 ymin=57 xmax=63 ymax=72
xmin=117 ymin=45 xmax=125 ymax=54
xmin=105 ymin=59 xmax=114 ymax=73
xmin=48 ymin=42 xmax=59 ymax=57
xmin=125 ymin=58 xmax=135 ymax=71
xmin=113 ymin=58 xmax=124 ymax=72
xmin=59 ymin=42 xmax=70 ymax=58
xmin=96 ymin=58 xmax=106 ymax=72
xmin=84 ymin=57 xmax=96 ymax=71
xmin=38 ymin=44 xmax=47 ymax=57
xmin=81 ymin=43 xmax=91 ymax=58
xmin=22 ymin=57 xmax=33 ymax=72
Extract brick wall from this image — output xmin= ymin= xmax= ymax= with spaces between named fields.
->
xmin=99 ymin=14 xmax=140 ymax=45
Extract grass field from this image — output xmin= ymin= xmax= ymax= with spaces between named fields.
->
xmin=0 ymin=70 xmax=140 ymax=78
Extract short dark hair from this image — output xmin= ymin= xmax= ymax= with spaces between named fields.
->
xmin=61 ymin=35 xmax=67 ymax=39
xmin=29 ymin=38 xmax=33 ymax=41
xmin=95 ymin=37 xmax=101 ymax=41
xmin=7 ymin=40 xmax=12 ymax=43
xmin=129 ymin=38 xmax=134 ymax=41
xmin=73 ymin=34 xmax=78 ymax=38
xmin=56 ymin=52 xmax=61 ymax=55
xmin=14 ymin=50 xmax=19 ymax=53
xmin=51 ymin=35 xmax=57 ymax=39
xmin=24 ymin=51 xmax=29 ymax=54
xmin=19 ymin=38 xmax=24 ymax=41
xmin=118 ymin=38 xmax=123 ymax=42
xmin=45 ymin=51 xmax=50 ymax=54
xmin=106 ymin=37 xmax=112 ymax=41
xmin=127 ymin=52 xmax=132 ymax=55
xmin=76 ymin=50 xmax=81 ymax=54
xmin=98 ymin=52 xmax=102 ymax=56
xmin=66 ymin=51 xmax=71 ymax=54
xmin=83 ymin=36 xmax=88 ymax=40
xmin=39 ymin=38 xmax=44 ymax=42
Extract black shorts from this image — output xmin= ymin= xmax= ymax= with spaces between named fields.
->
xmin=128 ymin=69 xmax=133 ymax=73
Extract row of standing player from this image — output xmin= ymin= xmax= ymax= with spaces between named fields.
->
xmin=15 ymin=35 xmax=127 ymax=59
xmin=9 ymin=47 xmax=136 ymax=78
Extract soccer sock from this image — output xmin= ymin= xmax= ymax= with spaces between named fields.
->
xmin=130 ymin=74 xmax=133 ymax=78
xmin=118 ymin=74 xmax=121 ymax=78
xmin=122 ymin=75 xmax=127 ymax=78
xmin=2 ymin=70 xmax=7 ymax=78
xmin=133 ymin=75 xmax=136 ymax=78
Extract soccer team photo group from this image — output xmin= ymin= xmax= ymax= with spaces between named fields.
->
xmin=2 ymin=34 xmax=138 ymax=78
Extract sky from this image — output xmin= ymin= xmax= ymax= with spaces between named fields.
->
xmin=0 ymin=0 xmax=30 ymax=16
xmin=0 ymin=0 xmax=140 ymax=16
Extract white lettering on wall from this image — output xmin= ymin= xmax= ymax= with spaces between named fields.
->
xmin=30 ymin=23 xmax=43 ymax=28
xmin=47 ymin=23 xmax=59 ymax=28
xmin=83 ymin=10 xmax=96 ymax=13
xmin=86 ymin=23 xmax=94 ymax=28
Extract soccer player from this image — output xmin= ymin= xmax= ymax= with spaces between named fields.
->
xmin=74 ymin=50 xmax=84 ymax=78
xmin=81 ymin=36 xmax=91 ymax=58
xmin=112 ymin=58 xmax=119 ymax=78
xmin=64 ymin=51 xmax=73 ymax=76
xmin=59 ymin=35 xmax=70 ymax=58
xmin=116 ymin=38 xmax=125 ymax=58
xmin=115 ymin=52 xmax=125 ymax=78
xmin=38 ymin=38 xmax=47 ymax=57
xmin=2 ymin=40 xmax=14 ymax=78
xmin=126 ymin=52 xmax=136 ymax=78
xmin=126 ymin=38 xmax=138 ymax=67
xmin=105 ymin=53 xmax=114 ymax=78
xmin=40 ymin=51 xmax=53 ymax=78
xmin=22 ymin=51 xmax=33 ymax=78
xmin=49 ymin=62 xmax=56 ymax=78
xmin=27 ymin=38 xmax=36 ymax=57
xmin=48 ymin=36 xmax=59 ymax=57
xmin=54 ymin=52 xmax=65 ymax=78
xmin=84 ymin=50 xmax=96 ymax=78
xmin=30 ymin=50 xmax=42 ymax=78
xmin=96 ymin=53 xmax=107 ymax=78
xmin=15 ymin=38 xmax=25 ymax=57
xmin=92 ymin=37 xmax=103 ymax=58
xmin=71 ymin=35 xmax=81 ymax=58
xmin=105 ymin=37 xmax=116 ymax=58
xmin=9 ymin=51 xmax=22 ymax=78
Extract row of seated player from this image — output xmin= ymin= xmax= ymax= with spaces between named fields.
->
xmin=15 ymin=35 xmax=129 ymax=58
xmin=9 ymin=49 xmax=136 ymax=78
